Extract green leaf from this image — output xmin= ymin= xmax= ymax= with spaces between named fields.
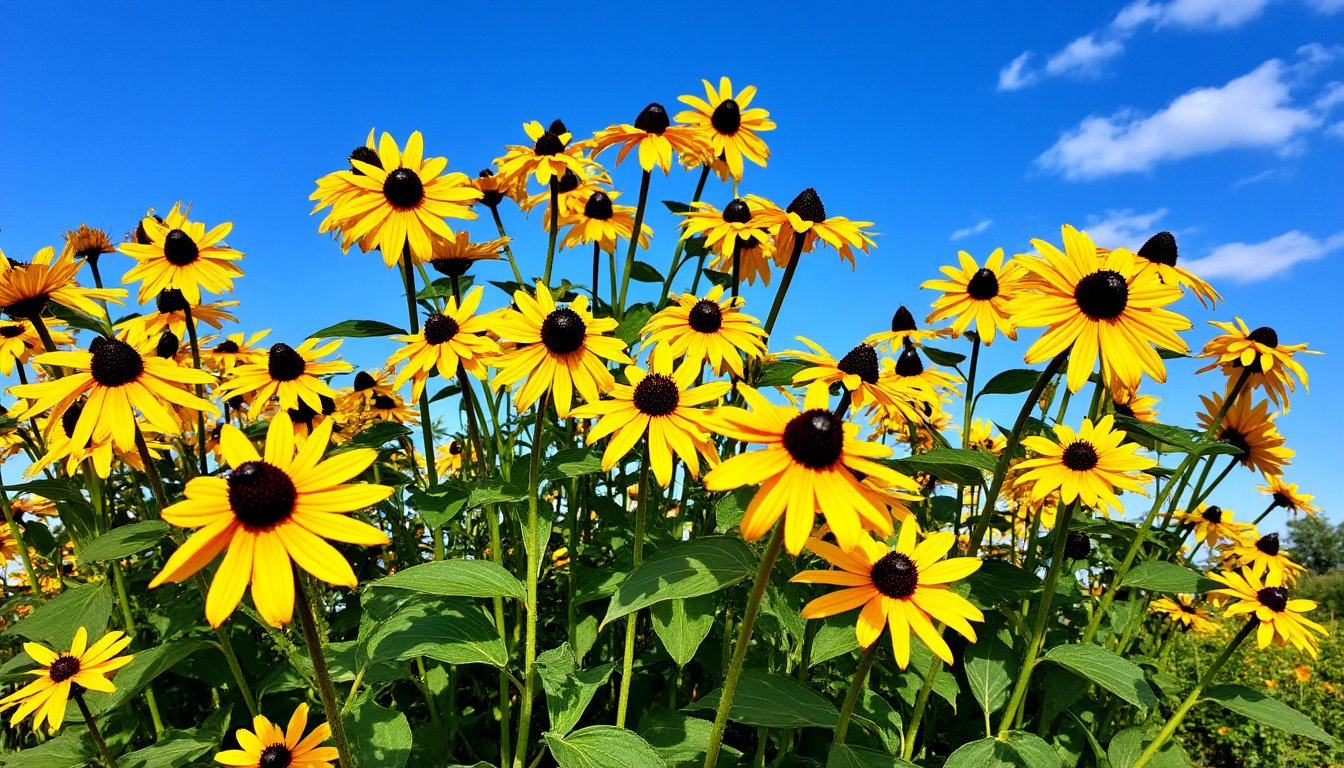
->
xmin=944 ymin=731 xmax=1063 ymax=767
xmin=602 ymin=537 xmax=755 ymax=626
xmin=922 ymin=346 xmax=966 ymax=366
xmin=4 ymin=582 xmax=112 ymax=647
xmin=684 ymin=669 xmax=839 ymax=728
xmin=308 ymin=319 xmax=407 ymax=338
xmin=650 ymin=594 xmax=716 ymax=667
xmin=1119 ymin=562 xmax=1215 ymax=594
xmin=756 ymin=359 xmax=808 ymax=388
xmin=2 ymin=478 xmax=87 ymax=502
xmin=1203 ymin=683 xmax=1336 ymax=745
xmin=1042 ymin=644 xmax=1157 ymax=713
xmin=543 ymin=447 xmax=605 ymax=481
xmin=49 ymin=301 xmax=112 ymax=337
xmin=828 ymin=744 xmax=919 ymax=768
xmin=977 ymin=369 xmax=1043 ymax=399
xmin=537 ymin=644 xmax=616 ymax=737
xmin=366 ymin=598 xmax=506 ymax=668
xmin=348 ymin=421 xmax=414 ymax=447
xmin=851 ymin=689 xmax=904 ymax=755
xmin=0 ymin=726 xmax=98 ymax=767
xmin=615 ymin=303 xmax=654 ymax=346
xmin=1114 ymin=417 xmax=1234 ymax=457
xmin=963 ymin=559 xmax=1043 ymax=609
xmin=119 ymin=709 xmax=231 ymax=768
xmin=639 ymin=709 xmax=744 ymax=766
xmin=809 ymin=614 xmax=862 ymax=668
xmin=544 ymin=726 xmax=666 ymax=768
xmin=964 ymin=634 xmax=1017 ymax=718
xmin=76 ymin=521 xmax=170 ymax=565
xmin=662 ymin=200 xmax=692 ymax=214
xmin=887 ymin=449 xmax=996 ymax=487
xmin=86 ymin=640 xmax=212 ymax=715
xmin=713 ymin=488 xmax=752 ymax=534
xmin=345 ymin=690 xmax=413 ymax=768
xmin=367 ymin=559 xmax=526 ymax=601
xmin=405 ymin=480 xmax=469 ymax=530
xmin=468 ymin=478 xmax=529 ymax=507
xmin=629 ymin=261 xmax=665 ymax=283
xmin=1107 ymin=726 xmax=1189 ymax=768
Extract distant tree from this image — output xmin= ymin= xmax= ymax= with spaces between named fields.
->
xmin=1285 ymin=515 xmax=1344 ymax=575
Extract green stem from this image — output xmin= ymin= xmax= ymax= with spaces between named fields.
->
xmin=1252 ymin=499 xmax=1278 ymax=526
xmin=1188 ymin=457 xmax=1237 ymax=512
xmin=490 ymin=205 xmax=527 ymax=286
xmin=512 ymin=400 xmax=549 ymax=768
xmin=402 ymin=259 xmax=444 ymax=560
xmin=834 ymin=644 xmax=879 ymax=743
xmin=133 ymin=426 xmax=168 ymax=519
xmin=904 ymin=655 xmax=942 ymax=759
xmin=542 ymin=179 xmax=560 ymax=287
xmin=110 ymin=560 xmax=165 ymax=736
xmin=658 ymin=166 xmax=711 ymax=306
xmin=615 ymin=445 xmax=652 ymax=727
xmin=762 ymin=235 xmax=808 ymax=336
xmin=181 ymin=304 xmax=209 ymax=476
xmin=592 ymin=242 xmax=602 ymax=307
xmin=294 ymin=571 xmax=356 ymax=768
xmin=75 ymin=693 xmax=118 ymax=768
xmin=616 ymin=170 xmax=652 ymax=318
xmin=0 ymin=472 xmax=42 ymax=597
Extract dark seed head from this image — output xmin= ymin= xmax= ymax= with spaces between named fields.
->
xmin=213 ymin=339 xmax=240 ymax=354
xmin=556 ymin=170 xmax=581 ymax=194
xmin=162 ymin=229 xmax=200 ymax=266
xmin=1257 ymin=586 xmax=1289 ymax=613
xmin=353 ymin=371 xmax=377 ymax=391
xmin=548 ymin=119 xmax=569 ymax=136
xmin=1201 ymin=505 xmax=1224 ymax=524
xmin=687 ymin=300 xmax=723 ymax=333
xmin=1064 ymin=532 xmax=1091 ymax=560
xmin=227 ymin=461 xmax=297 ymax=529
xmin=837 ymin=344 xmax=880 ymax=384
xmin=966 ymin=268 xmax=1000 ymax=300
xmin=584 ymin=191 xmax=614 ymax=221
xmin=89 ymin=337 xmax=145 ymax=387
xmin=48 ymin=655 xmax=80 ymax=683
xmin=449 ymin=439 xmax=463 ymax=455
xmin=722 ymin=198 xmax=752 ymax=224
xmin=1220 ymin=428 xmax=1251 ymax=459
xmin=785 ymin=188 xmax=826 ymax=224
xmin=477 ymin=169 xmax=504 ymax=207
xmin=633 ymin=373 xmax=680 ymax=416
xmin=258 ymin=744 xmax=293 ymax=768
xmin=1113 ymin=400 xmax=1135 ymax=418
xmin=534 ymin=131 xmax=565 ymax=156
xmin=267 ymin=343 xmax=306 ymax=382
xmin=1256 ymin=532 xmax=1280 ymax=556
xmin=424 ymin=313 xmax=460 ymax=345
xmin=430 ymin=257 xmax=474 ymax=277
xmin=1074 ymin=270 xmax=1129 ymax=320
xmin=372 ymin=394 xmax=397 ymax=410
xmin=288 ymin=395 xmax=335 ymax=425
xmin=0 ymin=324 xmax=23 ymax=338
xmin=540 ymin=308 xmax=586 ymax=355
xmin=870 ymin=552 xmax=918 ymax=598
xmin=60 ymin=401 xmax=84 ymax=439
xmin=782 ymin=409 xmax=845 ymax=469
xmin=1061 ymin=441 xmax=1100 ymax=471
xmin=894 ymin=341 xmax=924 ymax=377
xmin=1272 ymin=492 xmax=1292 ymax=508
xmin=383 ymin=168 xmax=425 ymax=208
xmin=349 ymin=145 xmax=382 ymax=175
xmin=156 ymin=288 xmax=190 ymax=314
xmin=155 ymin=331 xmax=179 ymax=359
xmin=890 ymin=306 xmax=917 ymax=332
xmin=710 ymin=99 xmax=742 ymax=134
xmin=1247 ymin=326 xmax=1279 ymax=349
xmin=634 ymin=102 xmax=670 ymax=134
xmin=1138 ymin=231 xmax=1178 ymax=267
xmin=3 ymin=294 xmax=49 ymax=320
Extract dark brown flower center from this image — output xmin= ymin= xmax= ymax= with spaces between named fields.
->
xmin=1257 ymin=586 xmax=1288 ymax=613
xmin=894 ymin=342 xmax=924 ymax=377
xmin=782 ymin=409 xmax=845 ymax=469
xmin=837 ymin=344 xmax=880 ymax=384
xmin=449 ymin=439 xmax=463 ymax=455
xmin=156 ymin=288 xmax=190 ymax=314
xmin=383 ymin=168 xmax=425 ymax=209
xmin=3 ymin=293 xmax=49 ymax=320
xmin=632 ymin=373 xmax=680 ymax=416
xmin=1074 ymin=270 xmax=1129 ymax=320
xmin=258 ymin=744 xmax=293 ymax=768
xmin=349 ymin=146 xmax=382 ymax=175
xmin=786 ymin=188 xmax=826 ymax=224
xmin=1272 ymin=492 xmax=1292 ymax=508
xmin=634 ymin=102 xmax=669 ymax=134
xmin=540 ymin=308 xmax=585 ymax=355
xmin=1064 ymin=531 xmax=1092 ymax=559
xmin=890 ymin=306 xmax=917 ymax=332
xmin=267 ymin=343 xmax=306 ymax=381
xmin=710 ymin=99 xmax=741 ymax=134
xmin=1113 ymin=400 xmax=1135 ymax=418
xmin=0 ymin=324 xmax=22 ymax=338
xmin=556 ymin=170 xmax=580 ymax=194
xmin=1179 ymin=602 xmax=1198 ymax=615
xmin=1256 ymin=532 xmax=1280 ymax=556
xmin=424 ymin=314 xmax=460 ymax=345
xmin=966 ymin=268 xmax=1000 ymax=300
xmin=548 ymin=119 xmax=568 ymax=136
xmin=372 ymin=394 xmax=397 ymax=410
xmin=156 ymin=331 xmax=179 ymax=359
xmin=1061 ymin=440 xmax=1100 ymax=471
xmin=534 ymin=131 xmax=565 ymax=156
xmin=48 ymin=655 xmax=80 ymax=683
xmin=688 ymin=300 xmax=723 ymax=333
xmin=430 ymin=257 xmax=474 ymax=277
xmin=61 ymin=401 xmax=84 ymax=438
xmin=584 ymin=191 xmax=614 ymax=221
xmin=288 ymin=395 xmax=335 ymax=425
xmin=353 ymin=371 xmax=377 ymax=391
xmin=1138 ymin=231 xmax=1178 ymax=267
xmin=477 ymin=169 xmax=504 ymax=207
xmin=870 ymin=552 xmax=918 ymax=598
xmin=1201 ymin=505 xmax=1224 ymax=524
xmin=1247 ymin=326 xmax=1279 ymax=348
xmin=1219 ymin=428 xmax=1251 ymax=460
xmin=722 ymin=199 xmax=752 ymax=224
xmin=228 ymin=461 xmax=297 ymax=529
xmin=89 ymin=337 xmax=145 ymax=387
xmin=163 ymin=229 xmax=200 ymax=266
xmin=214 ymin=339 xmax=240 ymax=354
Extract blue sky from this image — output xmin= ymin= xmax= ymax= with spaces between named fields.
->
xmin=2 ymin=1 xmax=1340 ymax=535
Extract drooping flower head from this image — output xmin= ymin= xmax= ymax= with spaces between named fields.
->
xmin=495 ymin=120 xmax=590 ymax=188
xmin=756 ymin=189 xmax=876 ymax=269
xmin=585 ymin=102 xmax=713 ymax=174
xmin=1150 ymin=595 xmax=1218 ymax=634
xmin=1197 ymin=318 xmax=1319 ymax=411
xmin=1209 ymin=569 xmax=1328 ymax=658
xmin=1196 ymin=392 xmax=1293 ymax=477
xmin=1256 ymin=477 xmax=1320 ymax=519
xmin=61 ymin=224 xmax=117 ymax=266
xmin=1172 ymin=504 xmax=1251 ymax=549
xmin=422 ymin=231 xmax=510 ymax=278
xmin=677 ymin=198 xmax=777 ymax=286
xmin=0 ymin=246 xmax=125 ymax=321
xmin=1227 ymin=529 xmax=1305 ymax=586
xmin=1132 ymin=231 xmax=1222 ymax=307
xmin=0 ymin=318 xmax=74 ymax=376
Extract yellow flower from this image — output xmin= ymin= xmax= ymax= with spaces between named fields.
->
xmin=1293 ymin=664 xmax=1312 ymax=682
xmin=1111 ymin=386 xmax=1160 ymax=424
xmin=675 ymin=77 xmax=775 ymax=181
xmin=1150 ymin=595 xmax=1218 ymax=634
xmin=422 ymin=231 xmax=510 ymax=278
xmin=1227 ymin=529 xmax=1305 ymax=586
xmin=863 ymin=306 xmax=950 ymax=354
xmin=214 ymin=702 xmax=337 ymax=768
xmin=1130 ymin=231 xmax=1222 ymax=307
xmin=496 ymin=120 xmax=591 ymax=188
xmin=60 ymin=224 xmax=117 ymax=263
xmin=0 ymin=318 xmax=74 ymax=376
xmin=785 ymin=337 xmax=936 ymax=417
xmin=1173 ymin=504 xmax=1251 ymax=549
xmin=386 ymin=285 xmax=499 ymax=400
xmin=755 ymin=189 xmax=876 ymax=269
xmin=920 ymin=248 xmax=1025 ymax=345
xmin=965 ymin=419 xmax=1007 ymax=455
xmin=1196 ymin=392 xmax=1293 ymax=477
xmin=0 ymin=628 xmax=133 ymax=733
xmin=585 ymin=102 xmax=713 ymax=174
xmin=643 ymin=285 xmax=767 ymax=380
xmin=216 ymin=339 xmax=353 ymax=418
xmin=1015 ymin=415 xmax=1154 ymax=513
xmin=119 ymin=202 xmax=245 ymax=305
xmin=202 ymin=330 xmax=271 ymax=378
xmin=1197 ymin=318 xmax=1319 ymax=411
xmin=559 ymin=190 xmax=651 ymax=254
xmin=678 ymin=198 xmax=777 ymax=287
xmin=1257 ymin=476 xmax=1320 ymax=518
xmin=0 ymin=246 xmax=125 ymax=321
xmin=1209 ymin=569 xmax=1327 ymax=658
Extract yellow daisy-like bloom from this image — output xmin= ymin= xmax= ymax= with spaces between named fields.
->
xmin=921 ymin=248 xmax=1025 ymax=345
xmin=61 ymin=224 xmax=118 ymax=263
xmin=214 ymin=702 xmax=337 ymax=768
xmin=119 ymin=202 xmax=245 ymax=305
xmin=387 ymin=286 xmax=499 ymax=400
xmin=1173 ymin=504 xmax=1251 ymax=548
xmin=1151 ymin=595 xmax=1218 ymax=634
xmin=756 ymin=189 xmax=876 ymax=269
xmin=559 ymin=190 xmax=651 ymax=253
xmin=785 ymin=338 xmax=930 ymax=417
xmin=521 ymin=163 xmax=612 ymax=219
xmin=675 ymin=77 xmax=775 ymax=181
xmin=643 ymin=285 xmax=768 ymax=380
xmin=202 ymin=330 xmax=271 ymax=378
xmin=863 ymin=306 xmax=949 ymax=354
xmin=471 ymin=168 xmax=528 ymax=210
xmin=1196 ymin=392 xmax=1293 ymax=477
xmin=436 ymin=438 xmax=466 ymax=477
xmin=878 ymin=341 xmax=961 ymax=403
xmin=570 ymin=350 xmax=730 ymax=488
xmin=1131 ymin=231 xmax=1222 ymax=307
xmin=1257 ymin=477 xmax=1320 ymax=519
xmin=0 ymin=246 xmax=125 ymax=321
xmin=792 ymin=523 xmax=983 ymax=669
xmin=585 ymin=102 xmax=713 ymax=174
xmin=1015 ymin=415 xmax=1155 ymax=513
xmin=489 ymin=283 xmax=631 ymax=417
xmin=314 ymin=131 xmax=482 ymax=267
xmin=361 ymin=391 xmax=418 ymax=425
xmin=149 ymin=412 xmax=392 ymax=627
xmin=421 ymin=231 xmax=510 ymax=278
xmin=1111 ymin=386 xmax=1160 ymax=424
xmin=496 ymin=120 xmax=590 ymax=187
xmin=1209 ymin=569 xmax=1327 ymax=658
xmin=10 ymin=335 xmax=216 ymax=453
xmin=0 ymin=627 xmax=133 ymax=733
xmin=116 ymin=290 xmax=238 ymax=343
xmin=1197 ymin=318 xmax=1318 ymax=411
xmin=216 ymin=339 xmax=353 ymax=417
xmin=1011 ymin=225 xmax=1192 ymax=393
xmin=965 ymin=419 xmax=1007 ymax=455
xmin=0 ymin=318 xmax=73 ymax=376
xmin=23 ymin=400 xmax=150 ymax=479
xmin=678 ymin=198 xmax=776 ymax=287
xmin=1228 ymin=530 xmax=1305 ymax=586
xmin=703 ymin=383 xmax=918 ymax=555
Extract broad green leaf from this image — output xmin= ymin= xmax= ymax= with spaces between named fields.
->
xmin=536 ymin=644 xmax=616 ymax=737
xmin=977 ymin=369 xmax=1043 ymax=398
xmin=1042 ymin=644 xmax=1156 ymax=713
xmin=468 ymin=478 xmax=529 ymax=507
xmin=629 ymin=261 xmax=665 ymax=283
xmin=4 ymin=582 xmax=112 ymax=647
xmin=368 ymin=559 xmax=526 ymax=601
xmin=405 ymin=480 xmax=470 ymax=530
xmin=639 ymin=708 xmax=742 ymax=766
xmin=684 ymin=669 xmax=839 ymax=728
xmin=1038 ymin=666 xmax=1086 ymax=731
xmin=922 ymin=346 xmax=967 ymax=366
xmin=3 ymin=478 xmax=86 ymax=502
xmin=887 ymin=449 xmax=996 ymax=487
xmin=944 ymin=731 xmax=1063 ymax=767
xmin=602 ymin=537 xmax=755 ymax=626
xmin=308 ymin=319 xmax=407 ymax=338
xmin=615 ymin=303 xmax=654 ymax=346
xmin=544 ymin=726 xmax=666 ymax=768
xmin=713 ymin=488 xmax=752 ymax=533
xmin=828 ymin=744 xmax=919 ymax=768
xmin=851 ymin=689 xmax=903 ymax=755
xmin=49 ymin=301 xmax=112 ymax=337
xmin=809 ymin=614 xmax=861 ymax=668
xmin=1114 ymin=417 xmax=1235 ymax=457
xmin=76 ymin=521 xmax=170 ymax=565
xmin=86 ymin=640 xmax=212 ymax=715
xmin=119 ymin=709 xmax=230 ymax=768
xmin=1107 ymin=726 xmax=1189 ymax=768
xmin=348 ymin=421 xmax=413 ymax=447
xmin=756 ymin=359 xmax=808 ymax=388
xmin=662 ymin=200 xmax=691 ymax=214
xmin=894 ymin=641 xmax=960 ymax=713
xmin=0 ymin=726 xmax=98 ymax=767
xmin=964 ymin=634 xmax=1016 ymax=718
xmin=345 ymin=691 xmax=413 ymax=768
xmin=1119 ymin=562 xmax=1215 ymax=594
xmin=543 ymin=447 xmax=605 ymax=481
xmin=366 ymin=598 xmax=506 ymax=668
xmin=963 ymin=559 xmax=1042 ymax=609
xmin=1204 ymin=684 xmax=1336 ymax=745
xmin=650 ymin=594 xmax=716 ymax=667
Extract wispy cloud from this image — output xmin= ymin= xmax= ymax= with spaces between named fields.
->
xmin=1082 ymin=209 xmax=1169 ymax=249
xmin=1044 ymin=34 xmax=1125 ymax=79
xmin=1183 ymin=231 xmax=1344 ymax=282
xmin=1114 ymin=0 xmax=1270 ymax=31
xmin=1233 ymin=167 xmax=1294 ymax=186
xmin=950 ymin=218 xmax=994 ymax=241
xmin=997 ymin=53 xmax=1037 ymax=92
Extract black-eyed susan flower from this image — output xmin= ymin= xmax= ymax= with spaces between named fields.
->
xmin=1197 ymin=319 xmax=1318 ymax=411
xmin=149 ymin=412 xmax=391 ymax=627
xmin=471 ymin=168 xmax=528 ymax=211
xmin=585 ymin=102 xmax=713 ymax=175
xmin=216 ymin=339 xmax=352 ymax=417
xmin=214 ymin=702 xmax=337 ymax=768
xmin=117 ymin=289 xmax=238 ymax=343
xmin=1151 ymin=595 xmax=1218 ymax=634
xmin=521 ymin=165 xmax=613 ymax=221
xmin=571 ymin=350 xmax=730 ymax=488
xmin=965 ymin=419 xmax=1006 ymax=455
xmin=1132 ymin=231 xmax=1222 ymax=307
xmin=1196 ymin=392 xmax=1293 ymax=477
xmin=313 ymin=131 xmax=481 ymax=267
xmin=387 ymin=285 xmax=498 ymax=400
xmin=1011 ymin=225 xmax=1192 ymax=394
xmin=0 ymin=246 xmax=125 ymax=321
xmin=496 ymin=121 xmax=590 ymax=188
xmin=678 ymin=198 xmax=776 ymax=287
xmin=202 ymin=330 xmax=270 ymax=378
xmin=863 ymin=306 xmax=948 ymax=353
xmin=559 ymin=190 xmax=651 ymax=254
xmin=675 ymin=78 xmax=775 ymax=182
xmin=436 ymin=438 xmax=466 ymax=477
xmin=23 ymin=400 xmax=151 ymax=479
xmin=756 ymin=189 xmax=876 ymax=269
xmin=1173 ymin=504 xmax=1251 ymax=549
xmin=1015 ymin=415 xmax=1154 ymax=513
xmin=489 ymin=283 xmax=631 ymax=417
xmin=0 ymin=319 xmax=73 ymax=377
xmin=1257 ymin=477 xmax=1320 ymax=518
xmin=643 ymin=285 xmax=767 ymax=380
xmin=422 ymin=231 xmax=510 ymax=278
xmin=878 ymin=341 xmax=961 ymax=403
xmin=61 ymin=223 xmax=118 ymax=264
xmin=0 ymin=627 xmax=132 ymax=733
xmin=1228 ymin=530 xmax=1305 ymax=586
xmin=784 ymin=338 xmax=930 ymax=417
xmin=920 ymin=248 xmax=1024 ymax=345
xmin=119 ymin=203 xmax=245 ymax=305
xmin=703 ymin=383 xmax=916 ymax=554
xmin=285 ymin=394 xmax=341 ymax=445
xmin=1209 ymin=569 xmax=1327 ymax=657
xmin=791 ymin=524 xmax=983 ymax=669
xmin=1111 ymin=386 xmax=1160 ymax=424
xmin=10 ymin=335 xmax=216 ymax=453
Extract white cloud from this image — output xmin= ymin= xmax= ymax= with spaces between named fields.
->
xmin=950 ymin=218 xmax=994 ymax=241
xmin=1233 ymin=167 xmax=1293 ymax=186
xmin=1183 ymin=231 xmax=1344 ymax=282
xmin=998 ymin=52 xmax=1037 ymax=92
xmin=1305 ymin=0 xmax=1344 ymax=12
xmin=1045 ymin=34 xmax=1126 ymax=78
xmin=1114 ymin=0 xmax=1269 ymax=31
xmin=1082 ymin=209 xmax=1169 ymax=249
xmin=1037 ymin=59 xmax=1322 ymax=179
xmin=1315 ymin=81 xmax=1344 ymax=110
